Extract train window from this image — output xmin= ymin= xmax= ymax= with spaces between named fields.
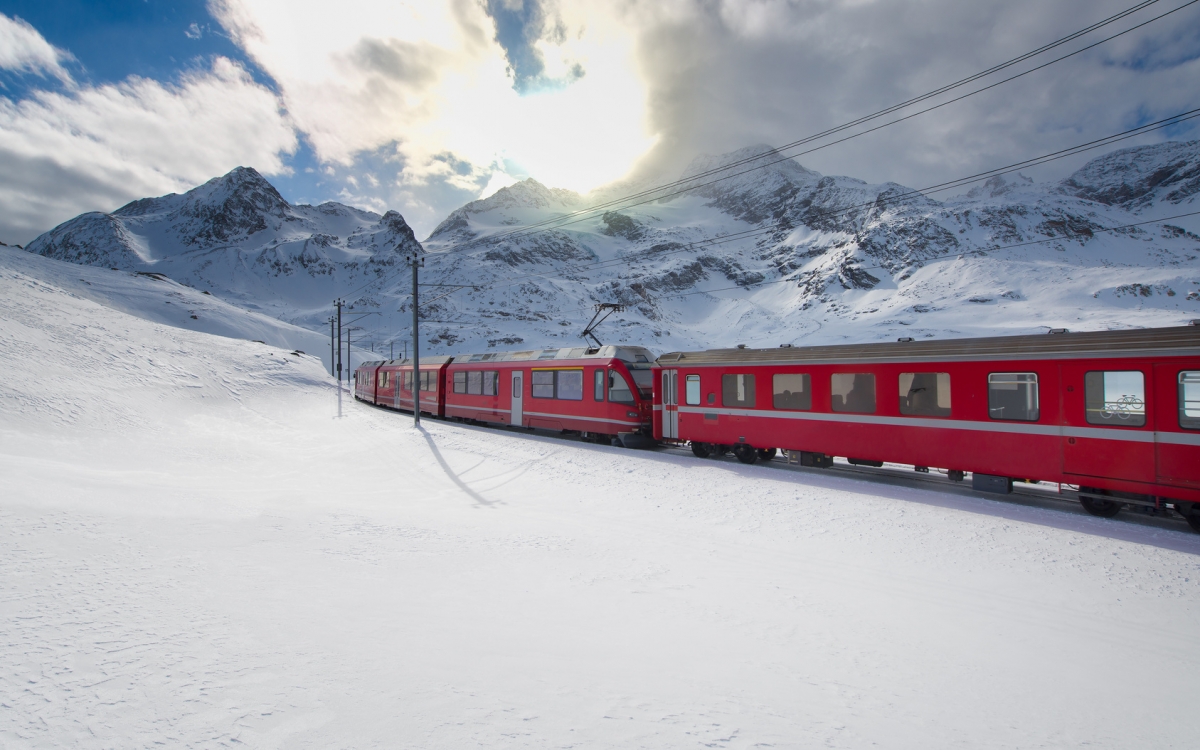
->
xmin=624 ymin=364 xmax=653 ymax=399
xmin=831 ymin=373 xmax=875 ymax=413
xmin=483 ymin=371 xmax=498 ymax=396
xmin=1085 ymin=371 xmax=1145 ymax=427
xmin=558 ymin=369 xmax=584 ymax=400
xmin=899 ymin=372 xmax=951 ymax=417
xmin=988 ymin=373 xmax=1038 ymax=421
xmin=531 ymin=369 xmax=583 ymax=400
xmin=513 ymin=373 xmax=521 ymax=398
xmin=722 ymin=374 xmax=756 ymax=407
xmin=453 ymin=371 xmax=467 ymax=394
xmin=403 ymin=371 xmax=413 ymax=391
xmin=685 ymin=375 xmax=701 ymax=406
xmin=418 ymin=371 xmax=436 ymax=392
xmin=772 ymin=373 xmax=811 ymax=410
xmin=467 ymin=370 xmax=483 ymax=395
xmin=609 ymin=370 xmax=636 ymax=404
xmin=531 ymin=370 xmax=555 ymax=398
xmin=1178 ymin=371 xmax=1200 ymax=430
xmin=594 ymin=369 xmax=605 ymax=401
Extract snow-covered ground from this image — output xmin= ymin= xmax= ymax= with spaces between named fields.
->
xmin=0 ymin=247 xmax=339 ymax=372
xmin=4 ymin=240 xmax=1200 ymax=748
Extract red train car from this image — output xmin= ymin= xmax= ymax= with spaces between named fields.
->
xmin=354 ymin=360 xmax=385 ymax=403
xmin=653 ymin=325 xmax=1200 ymax=526
xmin=354 ymin=356 xmax=451 ymax=418
xmin=443 ymin=345 xmax=655 ymax=443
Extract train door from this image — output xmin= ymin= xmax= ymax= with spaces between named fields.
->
xmin=662 ymin=369 xmax=679 ymax=439
xmin=511 ymin=371 xmax=524 ymax=426
xmin=1060 ymin=362 xmax=1155 ymax=483
xmin=1156 ymin=364 xmax=1200 ymax=488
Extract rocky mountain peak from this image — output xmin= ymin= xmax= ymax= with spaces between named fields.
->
xmin=680 ymin=144 xmax=821 ymax=185
xmin=425 ymin=178 xmax=584 ymax=242
xmin=965 ymin=173 xmax=1036 ymax=200
xmin=1057 ymin=140 xmax=1200 ymax=211
xmin=479 ymin=178 xmax=582 ymax=211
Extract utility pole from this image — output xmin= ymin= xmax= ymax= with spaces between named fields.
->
xmin=390 ymin=341 xmax=394 ymax=361
xmin=347 ymin=325 xmax=364 ymax=382
xmin=408 ymin=247 xmax=424 ymax=426
xmin=335 ymin=299 xmax=343 ymax=385
xmin=329 ymin=316 xmax=335 ymax=377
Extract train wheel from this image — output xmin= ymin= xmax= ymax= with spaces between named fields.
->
xmin=756 ymin=447 xmax=777 ymax=461
xmin=691 ymin=442 xmax=712 ymax=458
xmin=733 ymin=444 xmax=758 ymax=464
xmin=1079 ymin=488 xmax=1124 ymax=518
xmin=1176 ymin=502 xmax=1200 ymax=533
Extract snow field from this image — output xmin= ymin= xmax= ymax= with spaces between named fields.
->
xmin=3 ymin=255 xmax=1200 ymax=748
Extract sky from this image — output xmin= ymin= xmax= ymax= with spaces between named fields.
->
xmin=1 ymin=0 xmax=1198 ymax=246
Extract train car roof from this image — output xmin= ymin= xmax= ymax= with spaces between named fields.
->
xmin=446 ymin=345 xmax=655 ymax=365
xmin=374 ymin=356 xmax=455 ymax=367
xmin=656 ymin=324 xmax=1200 ymax=365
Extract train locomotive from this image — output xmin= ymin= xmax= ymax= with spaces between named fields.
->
xmin=355 ymin=324 xmax=1200 ymax=531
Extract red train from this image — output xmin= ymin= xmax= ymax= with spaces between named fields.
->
xmin=355 ymin=345 xmax=656 ymax=444
xmin=356 ymin=324 xmax=1200 ymax=531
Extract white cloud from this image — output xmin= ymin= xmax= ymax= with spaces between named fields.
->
xmin=477 ymin=169 xmax=519 ymax=200
xmin=0 ymin=13 xmax=73 ymax=83
xmin=210 ymin=0 xmax=658 ymax=194
xmin=0 ymin=56 xmax=297 ymax=244
xmin=6 ymin=1 xmax=1194 ymax=245
xmin=623 ymin=0 xmax=1200 ymax=190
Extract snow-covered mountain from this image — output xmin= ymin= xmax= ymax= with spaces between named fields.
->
xmin=417 ymin=140 xmax=1200 ymax=350
xmin=26 ymin=167 xmax=422 ymax=333
xmin=26 ymin=142 xmax=1200 ymax=356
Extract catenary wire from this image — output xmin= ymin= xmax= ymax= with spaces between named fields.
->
xmin=655 ymin=209 xmax=1200 ymax=301
xmin=468 ymin=0 xmax=1190 ymax=242
xmin=488 ymin=0 xmax=1200 ymax=242
xmin=461 ymin=108 xmax=1200 ymax=296
xmin=338 ymin=0 xmax=1190 ymax=301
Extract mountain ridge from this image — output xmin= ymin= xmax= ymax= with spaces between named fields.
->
xmin=24 ymin=141 xmax=1200 ymax=357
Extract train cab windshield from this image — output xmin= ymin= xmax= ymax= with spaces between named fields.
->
xmin=623 ymin=364 xmax=653 ymax=399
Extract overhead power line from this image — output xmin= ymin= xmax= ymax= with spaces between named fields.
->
xmin=655 ymin=209 xmax=1200 ymax=302
xmin=472 ymin=0 xmax=1195 ymax=242
xmin=489 ymin=0 xmax=1200 ymax=243
xmin=457 ymin=108 xmax=1200 ymax=297
xmin=340 ymin=0 xmax=1185 ymax=303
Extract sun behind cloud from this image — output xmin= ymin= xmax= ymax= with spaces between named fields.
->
xmin=212 ymin=0 xmax=657 ymax=196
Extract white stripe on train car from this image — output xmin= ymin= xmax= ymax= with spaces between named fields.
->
xmin=674 ymin=405 xmax=1200 ymax=445
xmin=522 ymin=410 xmax=644 ymax=427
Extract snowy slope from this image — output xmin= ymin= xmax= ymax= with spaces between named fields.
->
xmin=4 ymin=216 xmax=1200 ymax=748
xmin=1 ymin=246 xmax=335 ymax=371
xmin=24 ymin=142 xmax=1200 ymax=356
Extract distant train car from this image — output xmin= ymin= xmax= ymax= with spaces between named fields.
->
xmin=354 ymin=360 xmax=385 ymax=402
xmin=653 ymin=325 xmax=1200 ymax=526
xmin=444 ymin=345 xmax=655 ymax=443
xmin=354 ymin=356 xmax=451 ymax=418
